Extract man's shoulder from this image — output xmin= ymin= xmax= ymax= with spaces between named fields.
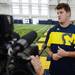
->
xmin=71 ymin=24 xmax=75 ymax=27
xmin=48 ymin=25 xmax=58 ymax=33
xmin=69 ymin=24 xmax=75 ymax=33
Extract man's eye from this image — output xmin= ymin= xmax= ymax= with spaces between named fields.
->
xmin=60 ymin=12 xmax=63 ymax=14
xmin=57 ymin=11 xmax=63 ymax=15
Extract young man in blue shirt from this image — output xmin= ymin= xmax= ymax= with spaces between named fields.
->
xmin=31 ymin=3 xmax=75 ymax=75
xmin=44 ymin=3 xmax=75 ymax=75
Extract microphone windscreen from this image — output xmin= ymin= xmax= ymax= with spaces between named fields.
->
xmin=22 ymin=31 xmax=37 ymax=46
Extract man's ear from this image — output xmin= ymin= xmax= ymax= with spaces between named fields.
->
xmin=67 ymin=12 xmax=71 ymax=18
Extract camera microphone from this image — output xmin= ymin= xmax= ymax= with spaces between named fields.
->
xmin=12 ymin=31 xmax=37 ymax=53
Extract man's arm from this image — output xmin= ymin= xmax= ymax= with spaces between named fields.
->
xmin=57 ymin=46 xmax=75 ymax=57
xmin=47 ymin=48 xmax=62 ymax=61
xmin=67 ymin=51 xmax=75 ymax=57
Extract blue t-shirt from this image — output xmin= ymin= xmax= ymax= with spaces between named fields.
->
xmin=45 ymin=24 xmax=75 ymax=75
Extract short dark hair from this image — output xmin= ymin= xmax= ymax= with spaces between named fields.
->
xmin=55 ymin=3 xmax=71 ymax=13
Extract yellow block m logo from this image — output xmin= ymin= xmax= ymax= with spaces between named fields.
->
xmin=62 ymin=33 xmax=75 ymax=45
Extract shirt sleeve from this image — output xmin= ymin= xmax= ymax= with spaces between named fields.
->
xmin=44 ymin=29 xmax=52 ymax=48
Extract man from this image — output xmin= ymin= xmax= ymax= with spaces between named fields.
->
xmin=44 ymin=3 xmax=75 ymax=75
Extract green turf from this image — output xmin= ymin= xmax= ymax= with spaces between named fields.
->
xmin=14 ymin=24 xmax=53 ymax=56
xmin=14 ymin=24 xmax=53 ymax=40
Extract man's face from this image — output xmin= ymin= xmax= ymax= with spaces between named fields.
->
xmin=57 ymin=8 xmax=70 ymax=23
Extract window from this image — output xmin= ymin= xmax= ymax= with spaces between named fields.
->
xmin=12 ymin=0 xmax=19 ymax=3
xmin=41 ymin=0 xmax=48 ymax=4
xmin=31 ymin=0 xmax=38 ymax=3
xmin=32 ymin=5 xmax=39 ymax=15
xmin=12 ymin=4 xmax=20 ymax=14
xmin=22 ymin=5 xmax=29 ymax=15
xmin=22 ymin=0 xmax=29 ymax=3
xmin=41 ymin=5 xmax=48 ymax=16
xmin=12 ymin=9 xmax=20 ymax=14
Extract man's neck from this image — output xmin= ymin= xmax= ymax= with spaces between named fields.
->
xmin=60 ymin=19 xmax=71 ymax=28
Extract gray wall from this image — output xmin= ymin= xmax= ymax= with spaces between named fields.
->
xmin=0 ymin=0 xmax=75 ymax=20
xmin=0 ymin=0 xmax=12 ymax=15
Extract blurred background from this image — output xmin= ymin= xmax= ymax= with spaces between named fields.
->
xmin=0 ymin=0 xmax=75 ymax=72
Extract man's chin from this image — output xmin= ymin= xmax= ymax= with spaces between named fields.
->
xmin=59 ymin=21 xmax=64 ymax=24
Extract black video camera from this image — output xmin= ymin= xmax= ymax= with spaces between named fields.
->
xmin=0 ymin=15 xmax=39 ymax=75
xmin=6 ymin=31 xmax=39 ymax=75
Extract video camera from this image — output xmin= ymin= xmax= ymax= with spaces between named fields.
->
xmin=0 ymin=15 xmax=39 ymax=75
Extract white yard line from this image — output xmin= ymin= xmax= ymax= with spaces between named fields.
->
xmin=37 ymin=25 xmax=48 ymax=32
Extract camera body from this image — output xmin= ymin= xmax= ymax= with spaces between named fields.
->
xmin=7 ymin=44 xmax=39 ymax=75
xmin=0 ymin=15 xmax=39 ymax=75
